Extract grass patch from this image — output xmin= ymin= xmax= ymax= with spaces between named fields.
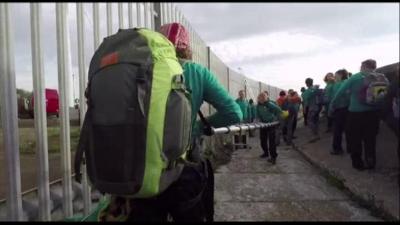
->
xmin=322 ymin=170 xmax=346 ymax=191
xmin=19 ymin=126 xmax=81 ymax=155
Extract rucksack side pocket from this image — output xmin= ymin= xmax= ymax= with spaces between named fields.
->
xmin=163 ymin=89 xmax=192 ymax=165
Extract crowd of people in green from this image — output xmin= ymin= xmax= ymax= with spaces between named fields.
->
xmin=234 ymin=59 xmax=397 ymax=174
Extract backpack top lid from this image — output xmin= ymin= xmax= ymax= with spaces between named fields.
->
xmin=89 ymin=28 xmax=181 ymax=77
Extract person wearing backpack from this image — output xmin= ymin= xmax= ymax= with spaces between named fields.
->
xmin=73 ymin=25 xmax=242 ymax=222
xmin=328 ymin=69 xmax=350 ymax=155
xmin=323 ymin=73 xmax=335 ymax=132
xmin=256 ymin=91 xmax=282 ymax=164
xmin=300 ymin=87 xmax=308 ymax=126
xmin=302 ymin=78 xmax=322 ymax=142
xmin=330 ymin=59 xmax=389 ymax=170
xmin=276 ymin=91 xmax=289 ymax=144
xmin=285 ymin=89 xmax=301 ymax=145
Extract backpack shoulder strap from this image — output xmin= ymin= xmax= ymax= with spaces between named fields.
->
xmin=198 ymin=110 xmax=214 ymax=136
xmin=198 ymin=110 xmax=211 ymax=128
xmin=74 ymin=110 xmax=92 ymax=183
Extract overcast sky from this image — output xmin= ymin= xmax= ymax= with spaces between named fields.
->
xmin=9 ymin=3 xmax=399 ymax=105
xmin=177 ymin=3 xmax=399 ymax=90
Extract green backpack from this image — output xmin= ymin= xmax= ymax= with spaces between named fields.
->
xmin=74 ymin=28 xmax=193 ymax=199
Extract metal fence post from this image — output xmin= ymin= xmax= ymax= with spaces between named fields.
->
xmin=160 ymin=3 xmax=164 ymax=25
xmin=154 ymin=3 xmax=161 ymax=32
xmin=168 ymin=3 xmax=172 ymax=23
xmin=150 ymin=3 xmax=156 ymax=30
xmin=55 ymin=3 xmax=73 ymax=218
xmin=137 ymin=2 xmax=142 ymax=27
xmin=169 ymin=3 xmax=172 ymax=23
xmin=0 ymin=3 xmax=24 ymax=221
xmin=128 ymin=3 xmax=133 ymax=28
xmin=93 ymin=3 xmax=100 ymax=49
xmin=30 ymin=3 xmax=51 ymax=221
xmin=106 ymin=3 xmax=112 ymax=36
xmin=118 ymin=2 xmax=123 ymax=29
xmin=76 ymin=3 xmax=91 ymax=216
xmin=144 ymin=2 xmax=149 ymax=28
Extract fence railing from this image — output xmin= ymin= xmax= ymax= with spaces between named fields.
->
xmin=0 ymin=2 xmax=284 ymax=221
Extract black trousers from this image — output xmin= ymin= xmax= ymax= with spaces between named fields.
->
xmin=332 ymin=107 xmax=348 ymax=152
xmin=260 ymin=127 xmax=277 ymax=159
xmin=308 ymin=106 xmax=321 ymax=136
xmin=234 ymin=134 xmax=247 ymax=148
xmin=346 ymin=111 xmax=380 ymax=168
xmin=121 ymin=160 xmax=213 ymax=222
xmin=327 ymin=116 xmax=334 ymax=130
xmin=292 ymin=114 xmax=298 ymax=135
xmin=303 ymin=106 xmax=309 ymax=126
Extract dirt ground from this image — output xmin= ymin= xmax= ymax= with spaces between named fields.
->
xmin=0 ymin=118 xmax=79 ymax=200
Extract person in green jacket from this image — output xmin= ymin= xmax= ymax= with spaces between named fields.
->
xmin=323 ymin=73 xmax=335 ymax=132
xmin=235 ymin=90 xmax=250 ymax=149
xmin=300 ymin=87 xmax=308 ymax=126
xmin=256 ymin=91 xmax=282 ymax=164
xmin=302 ymin=78 xmax=322 ymax=142
xmin=328 ymin=69 xmax=350 ymax=155
xmin=236 ymin=90 xmax=250 ymax=121
xmin=74 ymin=23 xmax=243 ymax=222
xmin=330 ymin=59 xmax=382 ymax=171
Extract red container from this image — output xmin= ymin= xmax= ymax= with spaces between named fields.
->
xmin=29 ymin=89 xmax=59 ymax=118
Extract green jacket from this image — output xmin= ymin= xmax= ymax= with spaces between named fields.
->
xmin=329 ymin=80 xmax=350 ymax=111
xmin=324 ymin=82 xmax=335 ymax=103
xmin=301 ymin=86 xmax=316 ymax=107
xmin=235 ymin=98 xmax=250 ymax=121
xmin=183 ymin=61 xmax=243 ymax=137
xmin=256 ymin=100 xmax=282 ymax=123
xmin=331 ymin=72 xmax=379 ymax=112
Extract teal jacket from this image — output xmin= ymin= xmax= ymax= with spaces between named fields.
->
xmin=235 ymin=98 xmax=250 ymax=122
xmin=330 ymin=72 xmax=379 ymax=112
xmin=324 ymin=82 xmax=335 ymax=103
xmin=329 ymin=80 xmax=350 ymax=112
xmin=183 ymin=61 xmax=243 ymax=137
xmin=256 ymin=100 xmax=282 ymax=123
xmin=302 ymin=86 xmax=316 ymax=107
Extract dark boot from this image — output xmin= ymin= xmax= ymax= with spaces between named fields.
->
xmin=267 ymin=158 xmax=276 ymax=164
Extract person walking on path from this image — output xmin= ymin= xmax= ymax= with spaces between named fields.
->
xmin=300 ymin=87 xmax=308 ymax=126
xmin=285 ymin=89 xmax=301 ymax=145
xmin=324 ymin=73 xmax=336 ymax=132
xmin=329 ymin=69 xmax=350 ymax=155
xmin=235 ymin=90 xmax=250 ymax=149
xmin=256 ymin=92 xmax=282 ymax=164
xmin=302 ymin=78 xmax=322 ymax=142
xmin=330 ymin=59 xmax=388 ymax=171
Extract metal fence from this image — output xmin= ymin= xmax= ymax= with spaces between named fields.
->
xmin=0 ymin=2 xmax=285 ymax=221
